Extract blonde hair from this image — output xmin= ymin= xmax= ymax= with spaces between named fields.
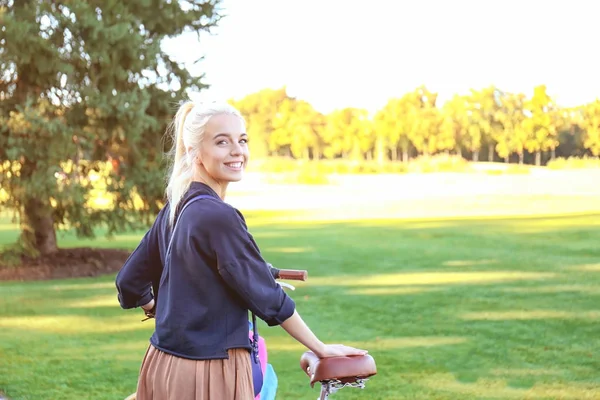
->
xmin=165 ymin=100 xmax=244 ymax=226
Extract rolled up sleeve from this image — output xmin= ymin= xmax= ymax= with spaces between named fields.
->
xmin=115 ymin=227 xmax=160 ymax=309
xmin=205 ymin=207 xmax=296 ymax=326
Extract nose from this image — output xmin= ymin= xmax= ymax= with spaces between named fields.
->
xmin=230 ymin=141 xmax=243 ymax=156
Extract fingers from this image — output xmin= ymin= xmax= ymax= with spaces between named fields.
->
xmin=345 ymin=347 xmax=368 ymax=356
xmin=318 ymin=344 xmax=369 ymax=358
xmin=332 ymin=344 xmax=369 ymax=356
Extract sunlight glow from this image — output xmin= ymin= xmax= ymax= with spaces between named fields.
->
xmin=262 ymin=246 xmax=311 ymax=254
xmin=443 ymin=259 xmax=499 ymax=267
xmin=460 ymin=310 xmax=600 ymax=321
xmin=308 ymin=271 xmax=557 ymax=287
xmin=49 ymin=282 xmax=116 ymax=291
xmin=265 ymin=336 xmax=468 ymax=352
xmin=0 ymin=315 xmax=152 ymax=334
xmin=0 ymin=224 xmax=18 ymax=232
xmin=502 ymin=285 xmax=600 ymax=294
xmin=568 ymin=264 xmax=600 ymax=272
xmin=421 ymin=373 xmax=600 ymax=399
xmin=66 ymin=295 xmax=120 ymax=308
xmin=490 ymin=368 xmax=567 ymax=377
xmin=346 ymin=287 xmax=442 ymax=296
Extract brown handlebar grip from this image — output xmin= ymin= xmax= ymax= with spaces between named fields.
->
xmin=277 ymin=269 xmax=308 ymax=281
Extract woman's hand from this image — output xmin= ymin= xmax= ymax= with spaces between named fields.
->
xmin=141 ymin=299 xmax=155 ymax=311
xmin=315 ymin=344 xmax=368 ymax=358
xmin=280 ymin=311 xmax=369 ymax=359
xmin=140 ymin=299 xmax=156 ymax=321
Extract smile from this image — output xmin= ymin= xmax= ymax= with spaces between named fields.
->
xmin=225 ymin=162 xmax=243 ymax=170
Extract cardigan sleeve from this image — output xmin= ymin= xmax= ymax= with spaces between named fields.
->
xmin=202 ymin=206 xmax=296 ymax=326
xmin=115 ymin=214 xmax=163 ymax=309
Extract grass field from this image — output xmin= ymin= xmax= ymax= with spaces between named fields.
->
xmin=1 ymin=173 xmax=600 ymax=399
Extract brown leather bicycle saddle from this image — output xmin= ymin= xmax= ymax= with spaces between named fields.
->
xmin=299 ymin=351 xmax=377 ymax=387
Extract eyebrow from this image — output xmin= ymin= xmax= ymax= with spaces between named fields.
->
xmin=213 ymin=132 xmax=248 ymax=139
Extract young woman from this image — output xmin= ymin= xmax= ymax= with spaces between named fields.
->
xmin=115 ymin=101 xmax=367 ymax=399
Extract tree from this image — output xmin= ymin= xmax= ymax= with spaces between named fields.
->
xmin=467 ymin=87 xmax=503 ymax=162
xmin=407 ymin=86 xmax=443 ymax=157
xmin=493 ymin=91 xmax=526 ymax=163
xmin=523 ymin=85 xmax=560 ymax=165
xmin=354 ymin=112 xmax=376 ymax=161
xmin=374 ymin=96 xmax=414 ymax=163
xmin=270 ymin=98 xmax=325 ymax=159
xmin=322 ymin=107 xmax=369 ymax=160
xmin=581 ymin=99 xmax=600 ymax=156
xmin=462 ymin=92 xmax=488 ymax=161
xmin=0 ymin=0 xmax=223 ymax=257
xmin=441 ymin=95 xmax=469 ymax=157
xmin=230 ymin=87 xmax=290 ymax=158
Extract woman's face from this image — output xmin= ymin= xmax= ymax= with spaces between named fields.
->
xmin=197 ymin=113 xmax=248 ymax=184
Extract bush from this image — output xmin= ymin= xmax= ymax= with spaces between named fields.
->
xmin=248 ymin=157 xmax=298 ymax=173
xmin=406 ymin=154 xmax=471 ymax=173
xmin=252 ymin=155 xmax=471 ymax=176
xmin=547 ymin=156 xmax=600 ymax=170
xmin=505 ymin=164 xmax=531 ymax=174
xmin=262 ymin=162 xmax=331 ymax=185
xmin=254 ymin=154 xmax=473 ymax=185
xmin=296 ymin=163 xmax=331 ymax=184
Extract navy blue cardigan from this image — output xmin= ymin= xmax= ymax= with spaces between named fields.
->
xmin=115 ymin=182 xmax=296 ymax=359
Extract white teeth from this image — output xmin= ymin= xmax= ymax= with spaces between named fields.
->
xmin=227 ymin=162 xmax=242 ymax=168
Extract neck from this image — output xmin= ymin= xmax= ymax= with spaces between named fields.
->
xmin=192 ymin=170 xmax=227 ymax=200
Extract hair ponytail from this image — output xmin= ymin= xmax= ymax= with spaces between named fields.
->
xmin=166 ymin=101 xmax=195 ymax=226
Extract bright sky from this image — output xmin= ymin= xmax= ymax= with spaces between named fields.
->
xmin=163 ymin=0 xmax=600 ymax=113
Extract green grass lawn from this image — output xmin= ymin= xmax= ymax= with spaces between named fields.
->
xmin=1 ymin=211 xmax=600 ymax=399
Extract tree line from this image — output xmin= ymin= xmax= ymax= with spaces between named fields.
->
xmin=230 ymin=85 xmax=600 ymax=166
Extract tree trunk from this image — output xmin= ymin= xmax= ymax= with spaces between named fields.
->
xmin=472 ymin=151 xmax=479 ymax=162
xmin=535 ymin=150 xmax=541 ymax=166
xmin=375 ymin=138 xmax=385 ymax=165
xmin=519 ymin=152 xmax=524 ymax=165
xmin=402 ymin=148 xmax=409 ymax=163
xmin=21 ymin=197 xmax=57 ymax=256
xmin=390 ymin=147 xmax=397 ymax=161
xmin=314 ymin=147 xmax=321 ymax=160
xmin=488 ymin=144 xmax=494 ymax=162
xmin=551 ymin=147 xmax=556 ymax=160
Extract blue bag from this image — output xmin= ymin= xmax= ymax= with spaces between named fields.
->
xmin=250 ymin=313 xmax=264 ymax=397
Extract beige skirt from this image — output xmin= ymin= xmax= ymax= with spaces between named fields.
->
xmin=130 ymin=344 xmax=255 ymax=400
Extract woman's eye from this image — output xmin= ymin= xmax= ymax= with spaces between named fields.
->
xmin=217 ymin=140 xmax=228 ymax=145
xmin=240 ymin=139 xmax=248 ymax=144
